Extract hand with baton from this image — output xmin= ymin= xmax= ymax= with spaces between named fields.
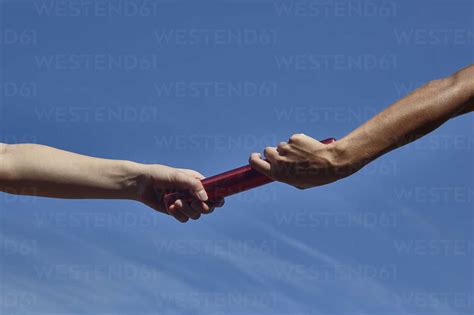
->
xmin=248 ymin=65 xmax=474 ymax=191
xmin=164 ymin=137 xmax=336 ymax=212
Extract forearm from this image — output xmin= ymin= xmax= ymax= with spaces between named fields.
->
xmin=336 ymin=65 xmax=474 ymax=171
xmin=0 ymin=143 xmax=145 ymax=200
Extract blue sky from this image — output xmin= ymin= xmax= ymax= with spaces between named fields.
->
xmin=0 ymin=0 xmax=473 ymax=314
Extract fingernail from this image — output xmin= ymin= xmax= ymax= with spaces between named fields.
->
xmin=196 ymin=189 xmax=208 ymax=201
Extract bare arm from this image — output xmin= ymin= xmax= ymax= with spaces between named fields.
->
xmin=250 ymin=64 xmax=474 ymax=188
xmin=338 ymin=64 xmax=474 ymax=169
xmin=0 ymin=143 xmax=223 ymax=222
xmin=0 ymin=143 xmax=146 ymax=199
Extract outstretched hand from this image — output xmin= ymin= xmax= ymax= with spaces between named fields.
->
xmin=249 ymin=133 xmax=354 ymax=189
xmin=136 ymin=165 xmax=224 ymax=223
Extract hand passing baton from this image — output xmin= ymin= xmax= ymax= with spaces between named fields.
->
xmin=164 ymin=137 xmax=336 ymax=211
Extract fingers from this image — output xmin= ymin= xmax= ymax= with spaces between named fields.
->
xmin=289 ymin=133 xmax=324 ymax=147
xmin=172 ymin=171 xmax=208 ymax=202
xmin=166 ymin=170 xmax=229 ymax=222
xmin=277 ymin=142 xmax=290 ymax=155
xmin=191 ymin=199 xmax=211 ymax=214
xmin=169 ymin=192 xmax=226 ymax=221
xmin=174 ymin=170 xmax=226 ymax=215
xmin=168 ymin=199 xmax=203 ymax=222
xmin=249 ymin=153 xmax=272 ymax=177
xmin=205 ymin=197 xmax=225 ymax=214
xmin=288 ymin=133 xmax=309 ymax=144
xmin=166 ymin=197 xmax=225 ymax=223
xmin=214 ymin=198 xmax=225 ymax=208
xmin=191 ymin=195 xmax=225 ymax=214
xmin=167 ymin=203 xmax=190 ymax=223
xmin=174 ymin=200 xmax=201 ymax=220
xmin=145 ymin=167 xmax=227 ymax=223
xmin=263 ymin=146 xmax=280 ymax=164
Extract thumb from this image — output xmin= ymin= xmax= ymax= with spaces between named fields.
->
xmin=172 ymin=171 xmax=208 ymax=202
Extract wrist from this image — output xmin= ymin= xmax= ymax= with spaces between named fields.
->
xmin=329 ymin=137 xmax=370 ymax=176
xmin=451 ymin=64 xmax=474 ymax=101
xmin=116 ymin=161 xmax=149 ymax=201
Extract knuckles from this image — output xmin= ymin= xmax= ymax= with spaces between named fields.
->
xmin=264 ymin=147 xmax=275 ymax=156
xmin=277 ymin=142 xmax=290 ymax=151
xmin=289 ymin=133 xmax=305 ymax=143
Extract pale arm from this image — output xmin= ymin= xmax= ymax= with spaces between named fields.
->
xmin=0 ymin=144 xmax=223 ymax=222
xmin=0 ymin=143 xmax=145 ymax=199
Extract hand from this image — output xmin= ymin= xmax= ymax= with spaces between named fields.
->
xmin=249 ymin=133 xmax=355 ymax=189
xmin=135 ymin=164 xmax=224 ymax=222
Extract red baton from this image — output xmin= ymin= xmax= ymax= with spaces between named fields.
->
xmin=164 ymin=137 xmax=336 ymax=210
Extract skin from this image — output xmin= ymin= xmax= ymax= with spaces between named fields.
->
xmin=0 ymin=144 xmax=223 ymax=222
xmin=1 ymin=65 xmax=471 ymax=222
xmin=250 ymin=64 xmax=474 ymax=188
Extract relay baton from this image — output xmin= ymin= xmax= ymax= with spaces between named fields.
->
xmin=164 ymin=137 xmax=336 ymax=210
